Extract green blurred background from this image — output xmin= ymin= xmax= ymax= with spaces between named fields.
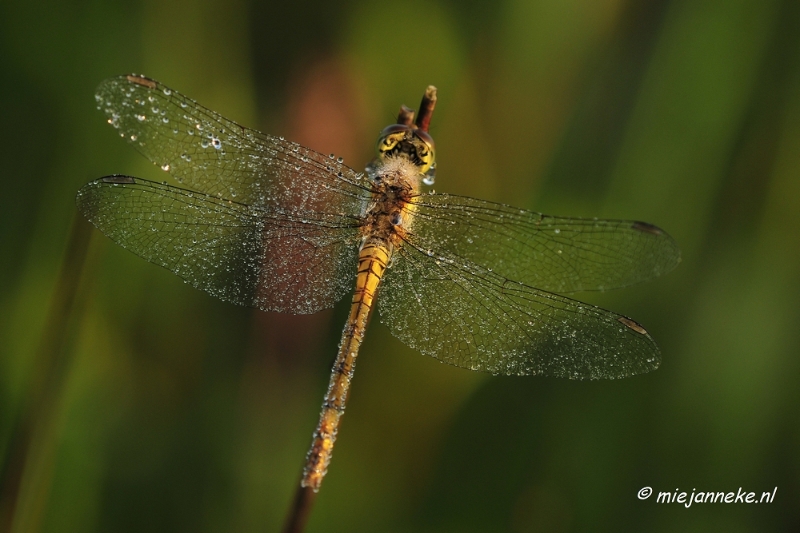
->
xmin=1 ymin=0 xmax=798 ymax=531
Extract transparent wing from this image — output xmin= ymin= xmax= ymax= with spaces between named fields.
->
xmin=95 ymin=74 xmax=371 ymax=216
xmin=405 ymin=193 xmax=681 ymax=293
xmin=379 ymin=238 xmax=660 ymax=379
xmin=77 ymin=176 xmax=362 ymax=314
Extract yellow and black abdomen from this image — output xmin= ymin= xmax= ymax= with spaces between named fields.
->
xmin=301 ymin=238 xmax=392 ymax=491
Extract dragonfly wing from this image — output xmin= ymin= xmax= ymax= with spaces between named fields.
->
xmin=95 ymin=75 xmax=371 ymax=216
xmin=405 ymin=193 xmax=680 ymax=293
xmin=77 ymin=177 xmax=361 ymax=314
xmin=379 ymin=238 xmax=660 ymax=378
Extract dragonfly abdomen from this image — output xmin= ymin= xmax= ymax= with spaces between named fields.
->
xmin=301 ymin=238 xmax=392 ymax=492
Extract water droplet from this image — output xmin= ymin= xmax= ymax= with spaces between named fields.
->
xmin=136 ymin=114 xmax=146 ymax=122
xmin=329 ymin=154 xmax=335 ymax=160
xmin=554 ymin=228 xmax=561 ymax=234
xmin=423 ymin=175 xmax=435 ymax=186
xmin=162 ymin=117 xmax=169 ymax=123
xmin=163 ymin=88 xmax=172 ymax=96
xmin=201 ymin=139 xmax=209 ymax=148
xmin=211 ymin=137 xmax=222 ymax=149
xmin=337 ymin=157 xmax=343 ymax=163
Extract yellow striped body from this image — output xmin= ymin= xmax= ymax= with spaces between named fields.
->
xmin=301 ymin=238 xmax=392 ymax=491
xmin=300 ymin=153 xmax=423 ymax=492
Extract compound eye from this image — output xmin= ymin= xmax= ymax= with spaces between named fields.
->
xmin=377 ymin=124 xmax=411 ymax=155
xmin=414 ymin=129 xmax=435 ymax=152
xmin=413 ymin=129 xmax=436 ymax=174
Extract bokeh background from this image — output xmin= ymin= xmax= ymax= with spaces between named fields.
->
xmin=1 ymin=0 xmax=799 ymax=531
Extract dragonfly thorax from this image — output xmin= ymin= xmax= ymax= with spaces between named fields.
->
xmin=360 ymin=156 xmax=420 ymax=246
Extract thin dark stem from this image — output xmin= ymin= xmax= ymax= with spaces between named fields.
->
xmin=281 ymin=483 xmax=317 ymax=533
xmin=397 ymin=105 xmax=415 ymax=126
xmin=414 ymin=86 xmax=437 ymax=132
xmin=0 ymin=211 xmax=93 ymax=532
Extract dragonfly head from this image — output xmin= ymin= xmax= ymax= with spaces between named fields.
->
xmin=376 ymin=124 xmax=436 ymax=178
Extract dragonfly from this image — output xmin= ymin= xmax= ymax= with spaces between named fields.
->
xmin=77 ymin=75 xmax=680 ymax=494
